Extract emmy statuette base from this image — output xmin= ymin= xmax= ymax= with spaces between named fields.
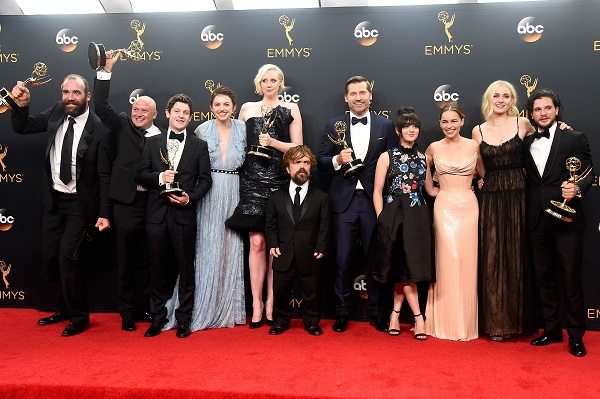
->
xmin=342 ymin=159 xmax=365 ymax=178
xmin=545 ymin=200 xmax=576 ymax=223
xmin=247 ymin=145 xmax=273 ymax=160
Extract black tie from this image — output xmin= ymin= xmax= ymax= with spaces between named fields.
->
xmin=533 ymin=130 xmax=550 ymax=140
xmin=60 ymin=117 xmax=75 ymax=184
xmin=351 ymin=116 xmax=368 ymax=125
xmin=169 ymin=132 xmax=184 ymax=142
xmin=293 ymin=186 xmax=302 ymax=222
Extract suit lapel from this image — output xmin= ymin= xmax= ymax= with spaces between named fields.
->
xmin=542 ymin=128 xmax=563 ymax=180
xmin=524 ymin=134 xmax=542 ymax=181
xmin=46 ymin=112 xmax=65 ymax=157
xmin=298 ymin=185 xmax=314 ymax=223
xmin=285 ymin=191 xmax=295 ymax=224
xmin=175 ymin=134 xmax=194 ymax=172
xmin=75 ymin=113 xmax=94 ymax=181
xmin=363 ymin=111 xmax=377 ymax=163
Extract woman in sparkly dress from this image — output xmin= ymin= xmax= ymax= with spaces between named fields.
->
xmin=228 ymin=64 xmax=303 ymax=327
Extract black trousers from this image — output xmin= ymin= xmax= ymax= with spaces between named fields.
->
xmin=42 ymin=191 xmax=89 ymax=325
xmin=273 ymin=259 xmax=320 ymax=328
xmin=113 ymin=192 xmax=150 ymax=319
xmin=530 ymin=213 xmax=586 ymax=340
xmin=146 ymin=208 xmax=196 ymax=326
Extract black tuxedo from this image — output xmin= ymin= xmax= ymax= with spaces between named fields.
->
xmin=524 ymin=126 xmax=594 ymax=339
xmin=317 ymin=111 xmax=396 ymax=318
xmin=266 ymin=183 xmax=330 ymax=327
xmin=136 ymin=132 xmax=211 ymax=326
xmin=93 ymin=77 xmax=162 ymax=319
xmin=11 ymin=101 xmax=111 ymax=325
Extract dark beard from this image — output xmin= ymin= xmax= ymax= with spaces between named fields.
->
xmin=62 ymin=100 xmax=87 ymax=117
xmin=291 ymin=170 xmax=309 ymax=185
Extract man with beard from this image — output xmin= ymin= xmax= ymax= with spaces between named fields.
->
xmin=265 ymin=145 xmax=330 ymax=336
xmin=93 ymin=51 xmax=161 ymax=332
xmin=10 ymin=74 xmax=112 ymax=336
xmin=525 ymin=88 xmax=594 ymax=357
xmin=318 ymin=76 xmax=396 ymax=333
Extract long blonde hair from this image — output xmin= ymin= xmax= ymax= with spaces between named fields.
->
xmin=481 ymin=80 xmax=519 ymax=121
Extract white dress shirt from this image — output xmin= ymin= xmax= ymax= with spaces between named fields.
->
xmin=159 ymin=129 xmax=187 ymax=186
xmin=289 ymin=180 xmax=309 ymax=205
xmin=529 ymin=122 xmax=557 ymax=177
xmin=50 ymin=107 xmax=90 ymax=193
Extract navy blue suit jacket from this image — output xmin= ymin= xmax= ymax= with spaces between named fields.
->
xmin=317 ymin=111 xmax=396 ymax=213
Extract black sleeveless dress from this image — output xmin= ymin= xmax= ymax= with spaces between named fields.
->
xmin=478 ymin=120 xmax=526 ymax=337
xmin=226 ymin=105 xmax=293 ymax=232
xmin=370 ymin=147 xmax=434 ymax=284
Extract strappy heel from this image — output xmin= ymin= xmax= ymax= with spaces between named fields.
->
xmin=388 ymin=309 xmax=401 ymax=336
xmin=413 ymin=313 xmax=427 ymax=341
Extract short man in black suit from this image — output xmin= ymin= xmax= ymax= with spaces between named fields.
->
xmin=93 ymin=51 xmax=162 ymax=332
xmin=136 ymin=94 xmax=211 ymax=338
xmin=266 ymin=145 xmax=330 ymax=336
xmin=318 ymin=76 xmax=396 ymax=332
xmin=10 ymin=74 xmax=112 ymax=336
xmin=525 ymin=88 xmax=594 ymax=357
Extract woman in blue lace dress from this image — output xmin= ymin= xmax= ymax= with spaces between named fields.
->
xmin=164 ymin=86 xmax=246 ymax=331
xmin=370 ymin=107 xmax=434 ymax=339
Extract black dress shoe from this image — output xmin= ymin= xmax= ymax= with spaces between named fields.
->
xmin=121 ymin=317 xmax=136 ymax=332
xmin=333 ymin=317 xmax=348 ymax=333
xmin=38 ymin=312 xmax=69 ymax=326
xmin=269 ymin=324 xmax=289 ymax=335
xmin=306 ymin=325 xmax=323 ymax=336
xmin=144 ymin=320 xmax=167 ymax=337
xmin=176 ymin=324 xmax=191 ymax=338
xmin=530 ymin=331 xmax=563 ymax=346
xmin=61 ymin=320 xmax=90 ymax=337
xmin=569 ymin=338 xmax=587 ymax=357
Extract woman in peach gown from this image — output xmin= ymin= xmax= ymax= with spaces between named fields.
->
xmin=424 ymin=103 xmax=483 ymax=341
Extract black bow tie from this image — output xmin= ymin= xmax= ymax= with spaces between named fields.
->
xmin=533 ymin=130 xmax=550 ymax=140
xmin=169 ymin=132 xmax=184 ymax=142
xmin=351 ymin=116 xmax=368 ymax=125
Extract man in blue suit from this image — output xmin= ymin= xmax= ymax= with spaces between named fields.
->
xmin=318 ymin=76 xmax=396 ymax=332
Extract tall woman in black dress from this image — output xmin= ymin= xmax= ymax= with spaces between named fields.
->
xmin=230 ymin=64 xmax=303 ymax=327
xmin=371 ymin=107 xmax=434 ymax=339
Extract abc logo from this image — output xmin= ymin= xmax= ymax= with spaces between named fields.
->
xmin=201 ymin=25 xmax=224 ymax=50
xmin=0 ymin=208 xmax=15 ymax=231
xmin=278 ymin=91 xmax=300 ymax=103
xmin=434 ymin=84 xmax=460 ymax=108
xmin=353 ymin=274 xmax=368 ymax=299
xmin=129 ymin=88 xmax=147 ymax=105
xmin=56 ymin=28 xmax=78 ymax=52
xmin=354 ymin=21 xmax=379 ymax=47
xmin=517 ymin=17 xmax=544 ymax=43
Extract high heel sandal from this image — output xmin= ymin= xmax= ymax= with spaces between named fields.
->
xmin=388 ymin=309 xmax=401 ymax=336
xmin=413 ymin=313 xmax=427 ymax=341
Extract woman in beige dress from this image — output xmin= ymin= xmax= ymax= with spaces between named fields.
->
xmin=424 ymin=102 xmax=483 ymax=341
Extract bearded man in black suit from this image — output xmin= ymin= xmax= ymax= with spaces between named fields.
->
xmin=10 ymin=74 xmax=112 ymax=336
xmin=525 ymin=88 xmax=594 ymax=357
xmin=266 ymin=145 xmax=330 ymax=336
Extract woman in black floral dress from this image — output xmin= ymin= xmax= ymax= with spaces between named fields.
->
xmin=370 ymin=107 xmax=434 ymax=339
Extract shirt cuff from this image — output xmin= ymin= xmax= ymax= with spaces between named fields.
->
xmin=96 ymin=70 xmax=112 ymax=80
xmin=332 ymin=155 xmax=342 ymax=171
xmin=158 ymin=172 xmax=165 ymax=186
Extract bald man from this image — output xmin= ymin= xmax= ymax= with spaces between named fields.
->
xmin=93 ymin=52 xmax=163 ymax=331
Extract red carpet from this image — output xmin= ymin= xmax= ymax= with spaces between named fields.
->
xmin=1 ymin=308 xmax=599 ymax=398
